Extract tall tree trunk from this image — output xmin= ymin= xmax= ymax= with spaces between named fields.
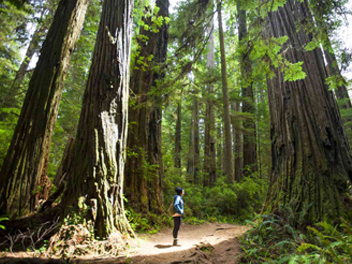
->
xmin=0 ymin=0 xmax=57 ymax=120
xmin=11 ymin=1 xmax=57 ymax=96
xmin=217 ymin=1 xmax=234 ymax=183
xmin=310 ymin=0 xmax=352 ymax=110
xmin=125 ymin=0 xmax=169 ymax=214
xmin=0 ymin=0 xmax=89 ymax=218
xmin=204 ymin=18 xmax=216 ymax=186
xmin=232 ymin=101 xmax=243 ymax=181
xmin=61 ymin=0 xmax=134 ymax=238
xmin=237 ymin=0 xmax=257 ymax=175
xmin=216 ymin=120 xmax=223 ymax=175
xmin=324 ymin=42 xmax=351 ymax=109
xmin=174 ymin=102 xmax=182 ymax=168
xmin=187 ymin=95 xmax=200 ymax=183
xmin=265 ymin=0 xmax=352 ymax=222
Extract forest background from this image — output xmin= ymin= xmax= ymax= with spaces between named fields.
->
xmin=1 ymin=0 xmax=352 ymax=262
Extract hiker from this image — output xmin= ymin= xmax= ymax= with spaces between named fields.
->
xmin=172 ymin=187 xmax=184 ymax=246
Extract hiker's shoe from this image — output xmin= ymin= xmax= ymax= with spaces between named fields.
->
xmin=173 ymin=239 xmax=181 ymax=247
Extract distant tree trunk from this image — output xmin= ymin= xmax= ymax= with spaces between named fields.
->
xmin=217 ymin=1 xmax=234 ymax=183
xmin=265 ymin=0 xmax=352 ymax=222
xmin=204 ymin=19 xmax=216 ymax=186
xmin=125 ymin=0 xmax=169 ymax=214
xmin=324 ymin=43 xmax=351 ymax=109
xmin=0 ymin=0 xmax=89 ymax=218
xmin=0 ymin=0 xmax=57 ymax=119
xmin=310 ymin=0 xmax=352 ymax=110
xmin=11 ymin=1 xmax=57 ymax=95
xmin=187 ymin=95 xmax=200 ymax=183
xmin=61 ymin=0 xmax=134 ymax=238
xmin=232 ymin=101 xmax=243 ymax=181
xmin=174 ymin=102 xmax=182 ymax=168
xmin=216 ymin=120 xmax=223 ymax=174
xmin=237 ymin=0 xmax=257 ymax=175
xmin=40 ymin=137 xmax=74 ymax=212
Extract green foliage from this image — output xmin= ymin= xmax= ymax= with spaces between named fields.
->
xmin=0 ymin=216 xmax=9 ymax=230
xmin=126 ymin=207 xmax=172 ymax=234
xmin=163 ymin=167 xmax=267 ymax=223
xmin=239 ymin=208 xmax=352 ymax=264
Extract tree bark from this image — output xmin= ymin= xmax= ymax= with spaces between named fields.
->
xmin=232 ymin=101 xmax=243 ymax=181
xmin=216 ymin=120 xmax=223 ymax=175
xmin=174 ymin=102 xmax=182 ymax=168
xmin=125 ymin=0 xmax=169 ymax=214
xmin=0 ymin=0 xmax=89 ymax=218
xmin=61 ymin=0 xmax=134 ymax=238
xmin=217 ymin=1 xmax=234 ymax=183
xmin=187 ymin=95 xmax=200 ymax=183
xmin=203 ymin=18 xmax=216 ymax=186
xmin=237 ymin=0 xmax=257 ymax=175
xmin=265 ymin=0 xmax=352 ymax=222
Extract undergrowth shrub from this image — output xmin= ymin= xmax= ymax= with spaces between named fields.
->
xmin=163 ymin=167 xmax=267 ymax=223
xmin=126 ymin=207 xmax=172 ymax=234
xmin=239 ymin=207 xmax=352 ymax=263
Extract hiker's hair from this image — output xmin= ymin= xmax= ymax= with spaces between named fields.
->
xmin=175 ymin=187 xmax=183 ymax=195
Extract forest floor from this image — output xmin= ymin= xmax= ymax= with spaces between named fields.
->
xmin=0 ymin=223 xmax=248 ymax=264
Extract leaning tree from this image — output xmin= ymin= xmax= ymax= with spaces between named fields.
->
xmin=60 ymin=0 xmax=134 ymax=238
xmin=264 ymin=0 xmax=352 ymax=223
xmin=0 ymin=0 xmax=89 ymax=218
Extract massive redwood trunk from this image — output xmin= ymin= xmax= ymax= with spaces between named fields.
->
xmin=125 ymin=0 xmax=169 ymax=214
xmin=0 ymin=0 xmax=88 ymax=218
xmin=265 ymin=0 xmax=352 ymax=222
xmin=61 ymin=0 xmax=134 ymax=238
xmin=237 ymin=0 xmax=257 ymax=176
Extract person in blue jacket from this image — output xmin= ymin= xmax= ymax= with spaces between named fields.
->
xmin=172 ymin=187 xmax=184 ymax=246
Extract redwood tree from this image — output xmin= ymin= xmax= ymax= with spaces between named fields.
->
xmin=61 ymin=0 xmax=134 ymax=238
xmin=237 ymin=0 xmax=257 ymax=176
xmin=265 ymin=0 xmax=352 ymax=222
xmin=204 ymin=21 xmax=217 ymax=186
xmin=125 ymin=0 xmax=169 ymax=214
xmin=187 ymin=94 xmax=200 ymax=183
xmin=174 ymin=102 xmax=182 ymax=168
xmin=217 ymin=0 xmax=234 ymax=182
xmin=0 ymin=0 xmax=89 ymax=218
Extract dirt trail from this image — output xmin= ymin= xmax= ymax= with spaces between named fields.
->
xmin=0 ymin=223 xmax=248 ymax=264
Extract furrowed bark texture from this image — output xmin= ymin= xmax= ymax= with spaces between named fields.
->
xmin=265 ymin=0 xmax=352 ymax=222
xmin=0 ymin=0 xmax=88 ymax=218
xmin=217 ymin=1 xmax=234 ymax=182
xmin=61 ymin=0 xmax=134 ymax=238
xmin=237 ymin=0 xmax=257 ymax=175
xmin=203 ymin=21 xmax=216 ymax=186
xmin=125 ymin=0 xmax=169 ymax=215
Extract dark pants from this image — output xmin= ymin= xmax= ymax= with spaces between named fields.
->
xmin=173 ymin=217 xmax=182 ymax=239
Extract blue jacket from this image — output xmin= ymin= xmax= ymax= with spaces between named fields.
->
xmin=174 ymin=195 xmax=184 ymax=215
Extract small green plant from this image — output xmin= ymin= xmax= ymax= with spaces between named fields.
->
xmin=0 ymin=216 xmax=9 ymax=230
xmin=239 ymin=207 xmax=352 ymax=264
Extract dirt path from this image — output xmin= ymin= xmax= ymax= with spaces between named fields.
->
xmin=0 ymin=223 xmax=248 ymax=264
